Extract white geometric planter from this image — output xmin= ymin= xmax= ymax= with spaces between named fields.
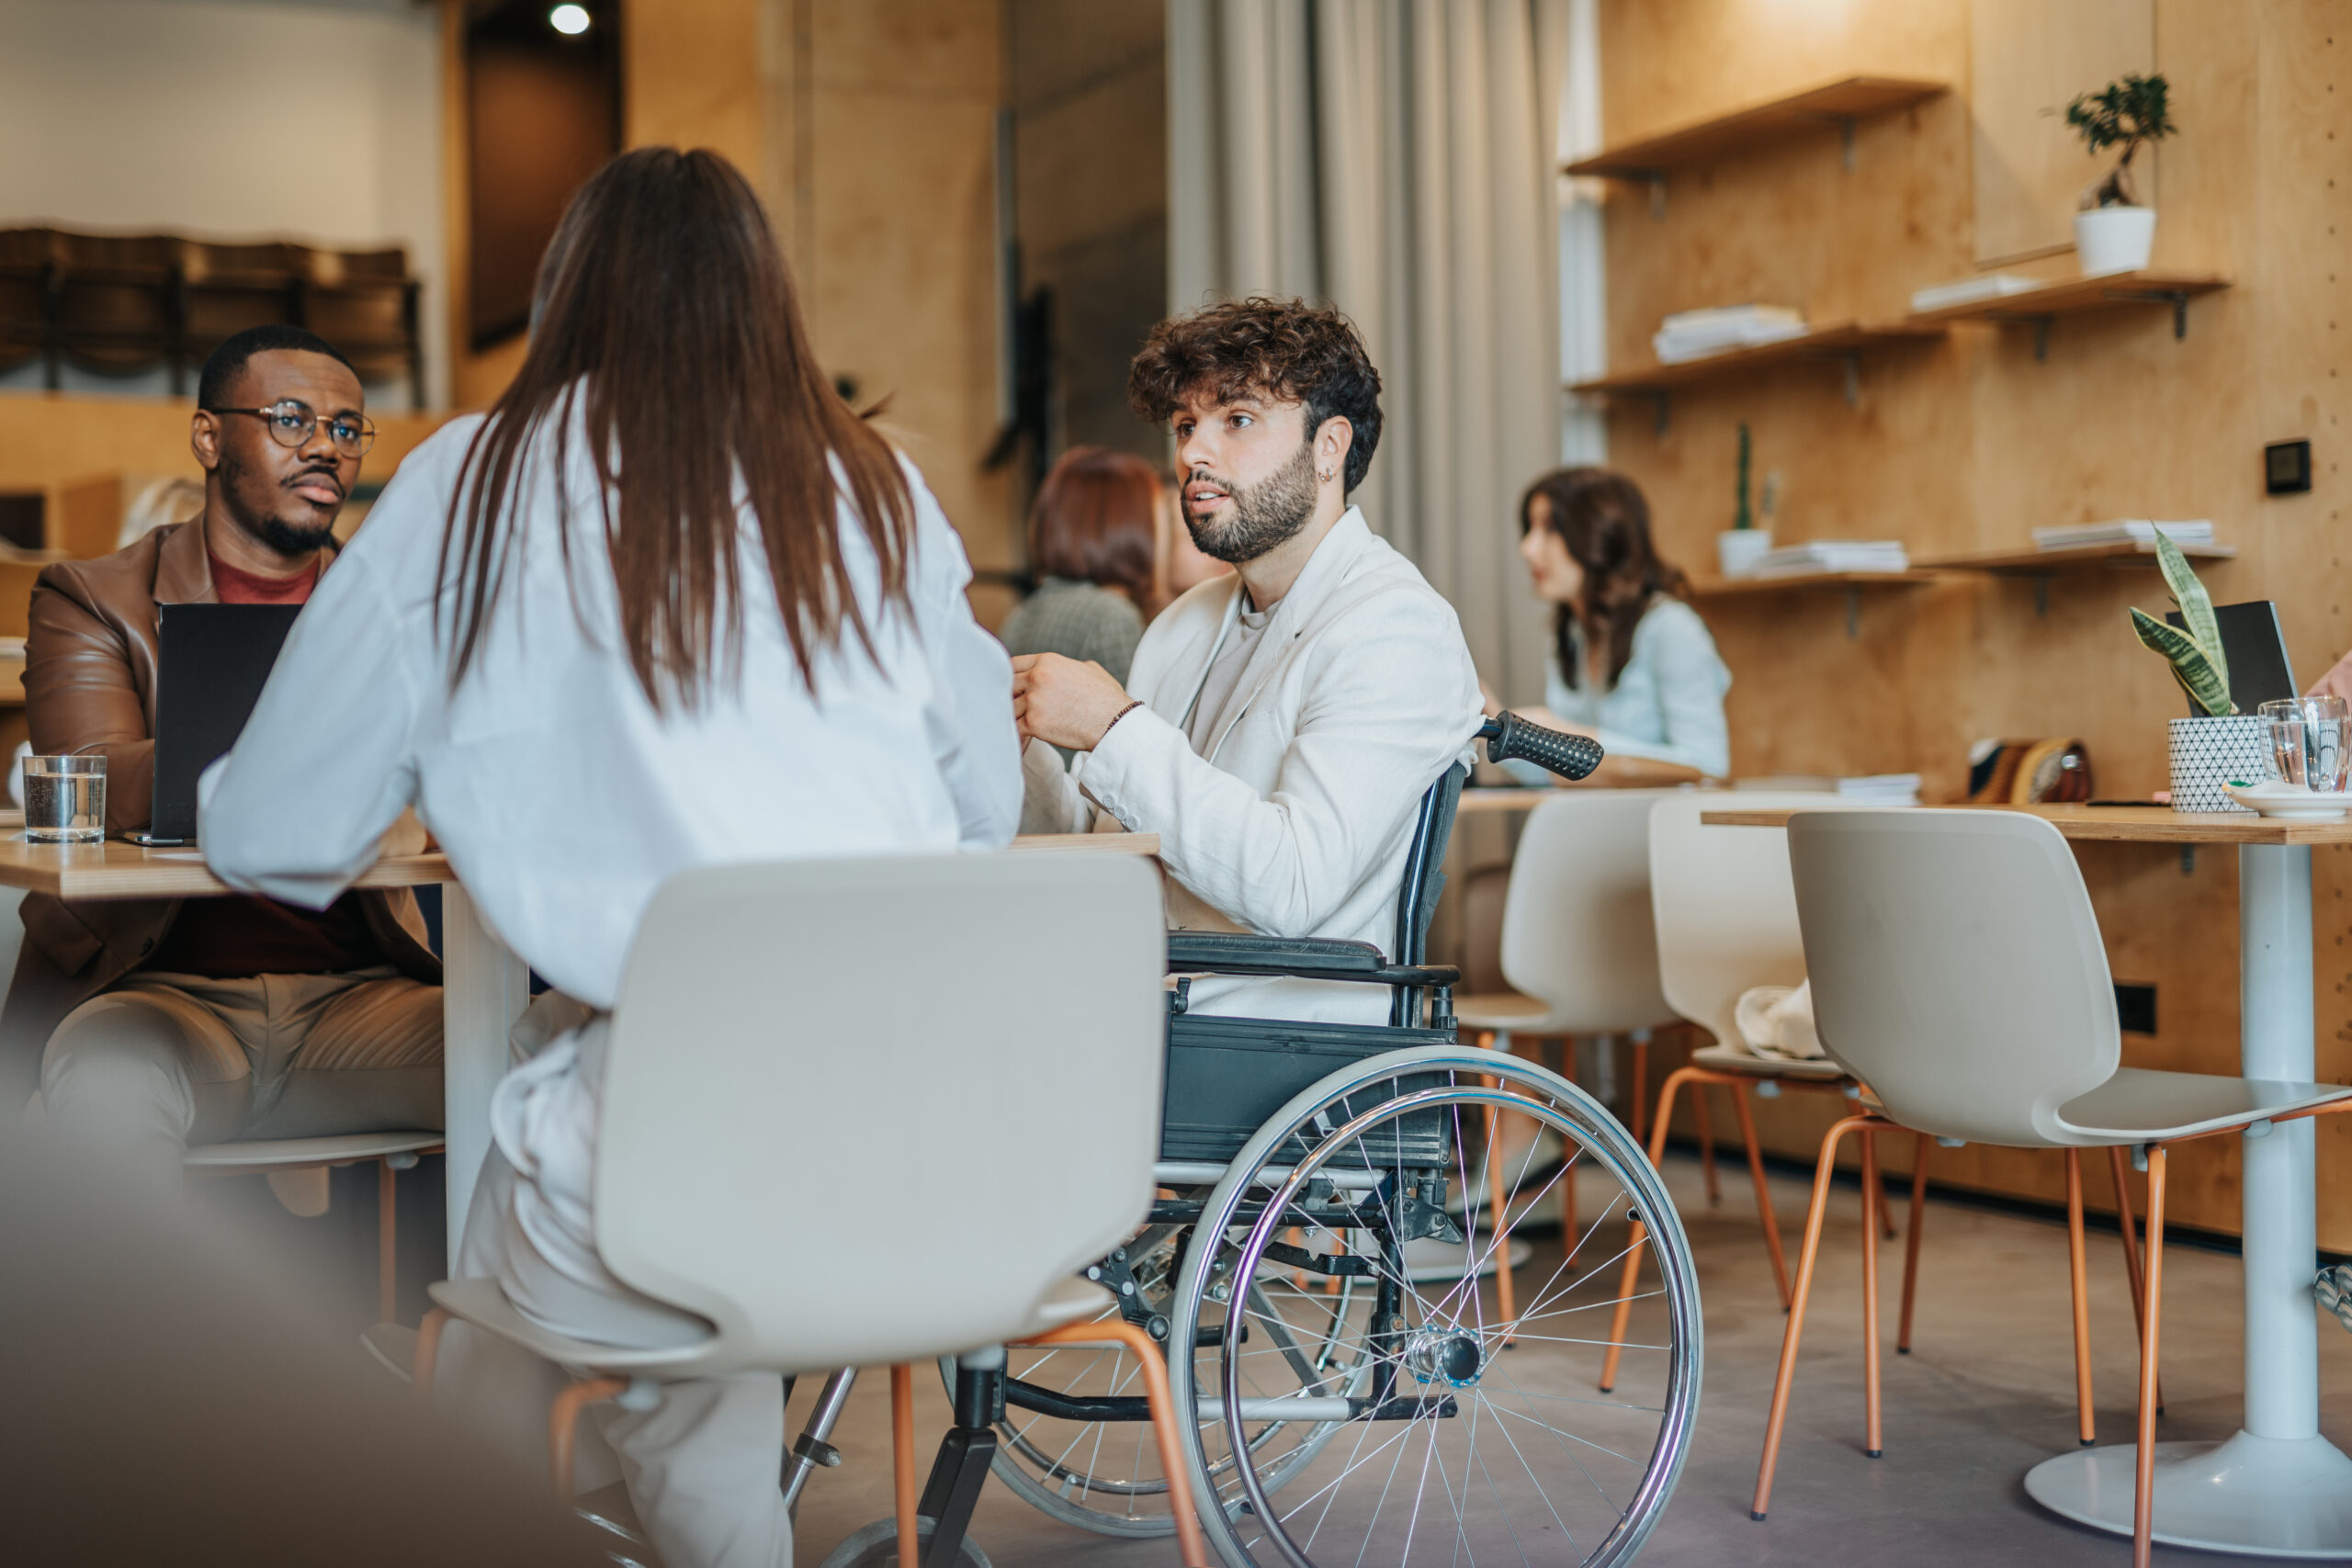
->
xmin=2168 ymin=715 xmax=2267 ymax=814
xmin=2075 ymin=206 xmax=2157 ymax=276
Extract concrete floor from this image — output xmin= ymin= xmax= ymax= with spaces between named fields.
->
xmin=787 ymin=1152 xmax=2352 ymax=1566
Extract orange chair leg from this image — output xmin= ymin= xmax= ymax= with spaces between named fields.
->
xmin=1600 ymin=1066 xmax=1694 ymax=1392
xmin=1487 ymin=1099 xmax=1518 ymax=1343
xmin=1629 ymin=1035 xmax=1648 ymax=1155
xmin=1018 ymin=1320 xmax=1214 ymax=1568
xmin=1692 ymin=1085 xmax=1722 ymax=1205
xmin=891 ymin=1364 xmax=918 ymax=1568
xmin=414 ymin=1306 xmax=449 ymax=1398
xmin=2110 ymin=1145 xmax=2165 ymax=1414
xmin=2135 ymin=1146 xmax=2169 ymax=1568
xmin=549 ymin=1375 xmax=628 ymax=1498
xmin=1860 ymin=1131 xmax=1883 ymax=1459
xmin=1730 ymin=1083 xmax=1792 ymax=1307
xmin=1752 ymin=1114 xmax=1882 ymax=1520
xmin=378 ymin=1159 xmax=399 ymax=1326
xmin=1896 ymin=1134 xmax=1931 ymax=1352
xmin=2065 ymin=1149 xmax=2098 ymax=1446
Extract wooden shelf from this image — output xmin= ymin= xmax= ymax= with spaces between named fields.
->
xmin=1564 ymin=75 xmax=1949 ymax=180
xmin=1689 ymin=570 xmax=1936 ymax=640
xmin=1917 ymin=540 xmax=2236 ymax=575
xmin=1905 ymin=271 xmax=2231 ymax=358
xmin=1569 ymin=322 xmax=1945 ymax=432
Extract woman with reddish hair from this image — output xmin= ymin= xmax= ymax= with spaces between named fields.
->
xmin=1000 ymin=446 xmax=1161 ymax=684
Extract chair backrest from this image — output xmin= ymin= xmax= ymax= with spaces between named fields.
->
xmin=1393 ymin=762 xmax=1465 ymax=967
xmin=1787 ymin=809 xmax=2119 ymax=1146
xmin=1646 ymin=792 xmax=1837 ymax=1051
xmin=1498 ymin=789 xmax=1681 ymax=1033
xmin=594 ymin=851 xmax=1167 ymax=1375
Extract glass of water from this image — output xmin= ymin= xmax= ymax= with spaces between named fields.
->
xmin=23 ymin=754 xmax=106 ymax=842
xmin=2262 ymin=696 xmax=2352 ymax=793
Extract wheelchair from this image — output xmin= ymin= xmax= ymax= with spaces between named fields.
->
xmin=808 ymin=715 xmax=1703 ymax=1568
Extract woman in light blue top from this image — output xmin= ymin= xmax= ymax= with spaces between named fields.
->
xmin=1495 ymin=466 xmax=1731 ymax=783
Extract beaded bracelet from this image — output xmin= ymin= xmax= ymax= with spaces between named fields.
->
xmin=1096 ymin=699 xmax=1145 ymax=746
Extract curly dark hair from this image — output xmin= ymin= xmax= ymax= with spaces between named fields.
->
xmin=1127 ymin=298 xmax=1384 ymax=491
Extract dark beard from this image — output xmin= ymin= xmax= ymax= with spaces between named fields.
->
xmin=255 ymin=516 xmax=337 ymax=555
xmin=1185 ymin=435 xmax=1317 ymax=564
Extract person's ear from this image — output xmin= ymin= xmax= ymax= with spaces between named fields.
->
xmin=1316 ymin=415 xmax=1354 ymax=487
xmin=190 ymin=410 xmax=222 ymax=474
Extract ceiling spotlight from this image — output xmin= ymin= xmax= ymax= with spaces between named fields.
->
xmin=548 ymin=4 xmax=591 ymax=35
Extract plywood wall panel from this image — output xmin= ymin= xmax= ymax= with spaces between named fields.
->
xmin=1598 ymin=0 xmax=2352 ymax=1246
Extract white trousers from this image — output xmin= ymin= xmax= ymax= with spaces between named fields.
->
xmin=440 ymin=1145 xmax=793 ymax=1568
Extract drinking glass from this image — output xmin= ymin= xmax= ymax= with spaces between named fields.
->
xmin=2262 ymin=696 xmax=2351 ymax=792
xmin=23 ymin=754 xmax=106 ymax=842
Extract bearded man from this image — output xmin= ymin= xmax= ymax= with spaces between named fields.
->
xmin=1015 ymin=297 xmax=1483 ymax=1023
xmin=12 ymin=325 xmax=441 ymax=1189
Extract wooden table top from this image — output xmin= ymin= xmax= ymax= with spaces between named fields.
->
xmin=1698 ymin=801 xmax=2352 ymax=845
xmin=0 ymin=831 xmax=1160 ymax=901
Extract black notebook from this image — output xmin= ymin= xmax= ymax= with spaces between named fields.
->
xmin=2165 ymin=600 xmax=2298 ymax=716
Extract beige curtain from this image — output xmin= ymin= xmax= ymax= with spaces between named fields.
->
xmin=1169 ymin=0 xmax=1567 ymax=698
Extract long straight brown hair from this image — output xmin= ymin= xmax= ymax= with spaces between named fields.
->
xmin=438 ymin=147 xmax=913 ymax=707
xmin=1520 ymin=467 xmax=1690 ymax=690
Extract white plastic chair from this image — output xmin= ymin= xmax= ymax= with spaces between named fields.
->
xmin=413 ymin=850 xmax=1207 ymax=1566
xmin=1453 ymin=789 xmax=1681 ymax=1327
xmin=1761 ymin=809 xmax=2352 ymax=1565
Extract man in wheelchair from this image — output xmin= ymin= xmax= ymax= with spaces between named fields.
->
xmin=1013 ymin=298 xmax=1483 ymax=1022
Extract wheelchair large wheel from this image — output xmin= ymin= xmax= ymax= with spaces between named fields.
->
xmin=967 ymin=1219 xmax=1376 ymax=1538
xmin=1167 ymin=1045 xmax=1703 ymax=1568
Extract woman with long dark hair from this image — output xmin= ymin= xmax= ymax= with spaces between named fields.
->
xmin=1498 ymin=466 xmax=1730 ymax=782
xmin=199 ymin=148 xmax=1022 ymax=1568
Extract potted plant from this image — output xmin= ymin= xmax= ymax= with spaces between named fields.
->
xmin=1716 ymin=423 xmax=1772 ymax=578
xmin=2131 ymin=533 xmax=2260 ymax=812
xmin=2067 ymin=72 xmax=2176 ymax=275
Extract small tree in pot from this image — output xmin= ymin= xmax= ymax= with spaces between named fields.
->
xmin=2068 ymin=72 xmax=2177 ymax=273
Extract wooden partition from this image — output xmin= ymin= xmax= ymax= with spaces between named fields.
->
xmin=1587 ymin=0 xmax=2349 ymax=1244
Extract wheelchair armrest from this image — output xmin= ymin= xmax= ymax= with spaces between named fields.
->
xmin=1167 ymin=932 xmax=1459 ymax=988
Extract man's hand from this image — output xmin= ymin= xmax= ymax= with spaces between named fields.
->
xmin=1012 ymin=652 xmax=1136 ymax=751
xmin=2311 ymin=649 xmax=2352 ymax=705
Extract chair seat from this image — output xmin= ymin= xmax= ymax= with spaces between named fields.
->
xmin=1012 ymin=1277 xmax=1118 ymax=1338
xmin=1453 ymin=991 xmax=1569 ymax=1033
xmin=184 ymin=1131 xmax=444 ymax=1170
xmin=2056 ymin=1067 xmax=2352 ymax=1144
xmin=1690 ymin=1043 xmax=1849 ymax=1082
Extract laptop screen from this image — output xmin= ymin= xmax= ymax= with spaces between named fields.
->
xmin=151 ymin=603 xmax=303 ymax=840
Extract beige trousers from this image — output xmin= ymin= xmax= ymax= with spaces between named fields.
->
xmin=40 ymin=967 xmax=444 ymax=1182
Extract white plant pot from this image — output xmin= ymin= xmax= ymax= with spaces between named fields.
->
xmin=1717 ymin=528 xmax=1773 ymax=580
xmin=2075 ymin=206 xmax=2156 ymax=276
xmin=2168 ymin=715 xmax=2267 ymax=814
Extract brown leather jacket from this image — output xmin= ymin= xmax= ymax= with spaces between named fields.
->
xmin=0 ymin=521 xmax=440 ymax=1100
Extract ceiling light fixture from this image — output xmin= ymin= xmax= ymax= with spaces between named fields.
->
xmin=548 ymin=4 xmax=591 ymax=36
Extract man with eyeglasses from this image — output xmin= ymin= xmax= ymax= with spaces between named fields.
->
xmin=11 ymin=325 xmax=442 ymax=1202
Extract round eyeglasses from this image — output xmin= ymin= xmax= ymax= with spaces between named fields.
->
xmin=205 ymin=400 xmax=377 ymax=457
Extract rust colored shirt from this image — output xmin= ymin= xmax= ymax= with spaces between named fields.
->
xmin=141 ymin=552 xmax=381 ymax=978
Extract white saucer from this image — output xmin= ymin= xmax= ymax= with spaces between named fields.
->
xmin=2226 ymin=782 xmax=2352 ymax=820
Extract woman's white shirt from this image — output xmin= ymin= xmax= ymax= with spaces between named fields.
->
xmin=198 ymin=409 xmax=1023 ymax=1273
xmin=1532 ymin=596 xmax=1731 ymax=779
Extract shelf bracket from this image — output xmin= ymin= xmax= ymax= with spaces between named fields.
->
xmin=1839 ymin=116 xmax=1857 ymax=172
xmin=2104 ymin=288 xmax=2195 ymax=338
xmin=2033 ymin=575 xmax=2051 ymax=617
xmin=1649 ymin=390 xmax=1670 ymax=438
xmin=1845 ymin=586 xmax=1861 ymax=640
xmin=2033 ymin=317 xmax=2052 ymax=362
xmin=1841 ymin=351 xmax=1860 ymax=408
xmin=1647 ymin=175 xmax=1666 ymax=220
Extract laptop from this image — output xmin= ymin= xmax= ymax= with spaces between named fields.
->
xmin=2165 ymin=600 xmax=2298 ymax=716
xmin=142 ymin=603 xmax=303 ymax=843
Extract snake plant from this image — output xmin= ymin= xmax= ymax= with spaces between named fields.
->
xmin=2130 ymin=532 xmax=2233 ymax=716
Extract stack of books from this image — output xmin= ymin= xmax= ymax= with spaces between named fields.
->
xmin=1749 ymin=540 xmax=1909 ymax=577
xmin=2030 ymin=519 xmax=2215 ymax=551
xmin=1652 ymin=304 xmax=1808 ymax=363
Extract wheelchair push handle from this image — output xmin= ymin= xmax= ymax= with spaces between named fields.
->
xmin=1478 ymin=712 xmax=1604 ymax=781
